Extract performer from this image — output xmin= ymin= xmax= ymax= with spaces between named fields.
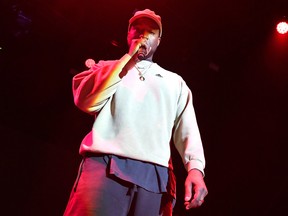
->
xmin=64 ymin=8 xmax=208 ymax=216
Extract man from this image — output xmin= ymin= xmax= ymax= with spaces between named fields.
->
xmin=64 ymin=9 xmax=208 ymax=216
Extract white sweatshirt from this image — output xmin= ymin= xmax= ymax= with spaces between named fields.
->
xmin=72 ymin=54 xmax=205 ymax=173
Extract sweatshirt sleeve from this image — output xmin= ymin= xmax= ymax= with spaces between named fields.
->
xmin=172 ymin=79 xmax=206 ymax=175
xmin=72 ymin=54 xmax=131 ymax=114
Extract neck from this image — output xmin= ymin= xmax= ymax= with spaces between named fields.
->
xmin=126 ymin=55 xmax=153 ymax=72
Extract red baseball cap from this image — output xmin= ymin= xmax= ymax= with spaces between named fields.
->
xmin=128 ymin=9 xmax=162 ymax=37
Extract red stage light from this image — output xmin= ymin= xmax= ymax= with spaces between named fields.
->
xmin=85 ymin=59 xmax=96 ymax=68
xmin=276 ymin=21 xmax=288 ymax=34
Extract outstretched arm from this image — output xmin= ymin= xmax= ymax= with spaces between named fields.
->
xmin=72 ymin=37 xmax=143 ymax=114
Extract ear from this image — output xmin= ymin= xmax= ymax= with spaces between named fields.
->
xmin=157 ymin=37 xmax=161 ymax=46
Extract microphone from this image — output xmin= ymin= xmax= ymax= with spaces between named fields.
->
xmin=138 ymin=53 xmax=145 ymax=60
xmin=137 ymin=45 xmax=147 ymax=60
xmin=137 ymin=35 xmax=149 ymax=60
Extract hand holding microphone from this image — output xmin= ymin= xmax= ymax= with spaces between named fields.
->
xmin=128 ymin=35 xmax=151 ymax=60
xmin=137 ymin=45 xmax=152 ymax=60
xmin=137 ymin=35 xmax=152 ymax=60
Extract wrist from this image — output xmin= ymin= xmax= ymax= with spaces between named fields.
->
xmin=188 ymin=168 xmax=204 ymax=178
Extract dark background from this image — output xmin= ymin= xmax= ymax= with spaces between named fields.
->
xmin=1 ymin=0 xmax=288 ymax=215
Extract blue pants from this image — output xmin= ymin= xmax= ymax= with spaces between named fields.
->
xmin=64 ymin=156 xmax=171 ymax=216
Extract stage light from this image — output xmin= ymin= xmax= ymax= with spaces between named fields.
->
xmin=276 ymin=21 xmax=288 ymax=35
xmin=85 ymin=59 xmax=96 ymax=68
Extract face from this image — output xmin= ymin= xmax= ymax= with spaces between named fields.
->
xmin=127 ymin=18 xmax=161 ymax=59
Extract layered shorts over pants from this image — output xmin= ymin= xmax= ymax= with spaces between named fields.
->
xmin=63 ymin=154 xmax=176 ymax=216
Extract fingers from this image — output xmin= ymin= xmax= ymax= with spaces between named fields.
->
xmin=184 ymin=199 xmax=204 ymax=210
xmin=184 ymin=184 xmax=208 ymax=210
xmin=184 ymin=178 xmax=208 ymax=209
xmin=184 ymin=181 xmax=192 ymax=202
xmin=183 ymin=169 xmax=208 ymax=210
xmin=184 ymin=195 xmax=206 ymax=209
xmin=128 ymin=39 xmax=146 ymax=57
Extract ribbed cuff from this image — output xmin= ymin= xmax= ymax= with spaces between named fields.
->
xmin=185 ymin=160 xmax=205 ymax=177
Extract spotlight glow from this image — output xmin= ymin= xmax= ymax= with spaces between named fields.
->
xmin=276 ymin=21 xmax=288 ymax=34
xmin=85 ymin=59 xmax=96 ymax=69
